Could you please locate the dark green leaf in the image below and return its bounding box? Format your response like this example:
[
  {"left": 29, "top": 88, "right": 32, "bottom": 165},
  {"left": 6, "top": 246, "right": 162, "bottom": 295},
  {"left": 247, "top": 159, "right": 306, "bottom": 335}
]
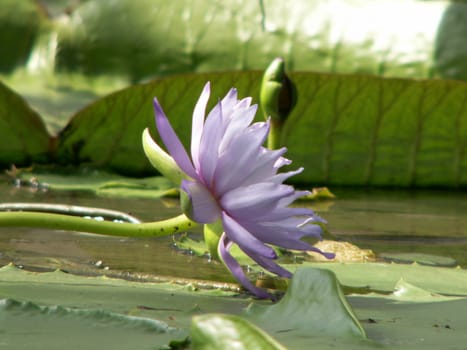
[{"left": 0, "top": 81, "right": 50, "bottom": 168}]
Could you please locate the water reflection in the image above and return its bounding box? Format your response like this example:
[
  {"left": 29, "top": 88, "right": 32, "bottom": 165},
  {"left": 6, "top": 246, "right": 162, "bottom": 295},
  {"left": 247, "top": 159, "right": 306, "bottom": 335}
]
[{"left": 324, "top": 188, "right": 467, "bottom": 266}]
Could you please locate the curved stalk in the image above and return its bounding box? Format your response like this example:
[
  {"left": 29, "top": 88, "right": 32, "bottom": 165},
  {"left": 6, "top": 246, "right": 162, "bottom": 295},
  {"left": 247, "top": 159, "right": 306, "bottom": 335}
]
[
  {"left": 0, "top": 203, "right": 141, "bottom": 224},
  {"left": 0, "top": 211, "right": 196, "bottom": 238}
]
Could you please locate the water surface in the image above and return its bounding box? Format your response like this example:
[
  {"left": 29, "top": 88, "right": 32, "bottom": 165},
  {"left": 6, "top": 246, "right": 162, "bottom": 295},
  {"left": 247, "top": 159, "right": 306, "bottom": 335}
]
[{"left": 1, "top": 181, "right": 466, "bottom": 284}]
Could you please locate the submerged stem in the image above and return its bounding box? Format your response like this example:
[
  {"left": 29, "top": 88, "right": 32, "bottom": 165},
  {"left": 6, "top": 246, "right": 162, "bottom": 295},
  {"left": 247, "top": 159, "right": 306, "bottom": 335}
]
[{"left": 0, "top": 211, "right": 196, "bottom": 238}]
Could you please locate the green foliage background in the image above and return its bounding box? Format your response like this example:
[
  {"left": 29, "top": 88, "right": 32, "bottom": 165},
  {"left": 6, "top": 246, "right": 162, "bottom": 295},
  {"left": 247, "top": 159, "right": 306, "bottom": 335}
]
[{"left": 1, "top": 0, "right": 466, "bottom": 187}]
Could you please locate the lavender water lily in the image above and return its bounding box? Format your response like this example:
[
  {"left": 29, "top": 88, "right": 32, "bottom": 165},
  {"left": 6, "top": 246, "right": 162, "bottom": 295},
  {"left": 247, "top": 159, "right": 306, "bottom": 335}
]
[{"left": 143, "top": 82, "right": 333, "bottom": 298}]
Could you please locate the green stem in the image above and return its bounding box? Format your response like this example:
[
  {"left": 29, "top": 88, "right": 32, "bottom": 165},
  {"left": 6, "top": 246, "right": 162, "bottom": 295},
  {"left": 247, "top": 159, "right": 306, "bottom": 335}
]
[
  {"left": 267, "top": 120, "right": 283, "bottom": 150},
  {"left": 0, "top": 211, "right": 197, "bottom": 238}
]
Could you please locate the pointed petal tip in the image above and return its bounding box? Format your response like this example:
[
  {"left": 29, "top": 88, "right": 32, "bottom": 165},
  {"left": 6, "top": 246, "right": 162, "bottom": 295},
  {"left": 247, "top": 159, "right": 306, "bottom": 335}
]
[
  {"left": 218, "top": 235, "right": 273, "bottom": 299},
  {"left": 152, "top": 97, "right": 166, "bottom": 120}
]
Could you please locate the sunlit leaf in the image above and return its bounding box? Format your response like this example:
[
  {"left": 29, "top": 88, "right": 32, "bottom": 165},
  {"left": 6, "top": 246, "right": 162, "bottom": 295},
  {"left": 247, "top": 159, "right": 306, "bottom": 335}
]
[{"left": 54, "top": 0, "right": 446, "bottom": 81}]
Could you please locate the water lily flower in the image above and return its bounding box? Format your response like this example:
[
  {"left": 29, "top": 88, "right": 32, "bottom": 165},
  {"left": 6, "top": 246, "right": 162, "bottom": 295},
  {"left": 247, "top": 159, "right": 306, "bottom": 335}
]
[{"left": 144, "top": 82, "right": 333, "bottom": 298}]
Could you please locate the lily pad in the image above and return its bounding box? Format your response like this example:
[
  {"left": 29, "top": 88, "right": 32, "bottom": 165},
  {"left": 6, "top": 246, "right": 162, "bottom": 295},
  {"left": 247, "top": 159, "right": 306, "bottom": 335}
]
[
  {"left": 2, "top": 263, "right": 467, "bottom": 349},
  {"left": 17, "top": 170, "right": 177, "bottom": 198},
  {"left": 380, "top": 252, "right": 457, "bottom": 267},
  {"left": 247, "top": 268, "right": 366, "bottom": 338},
  {"left": 291, "top": 262, "right": 467, "bottom": 296}
]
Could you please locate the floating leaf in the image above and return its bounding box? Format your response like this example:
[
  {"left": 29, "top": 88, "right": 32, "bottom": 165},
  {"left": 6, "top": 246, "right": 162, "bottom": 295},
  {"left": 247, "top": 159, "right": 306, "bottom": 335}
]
[
  {"left": 290, "top": 262, "right": 467, "bottom": 296},
  {"left": 0, "top": 264, "right": 242, "bottom": 350},
  {"left": 2, "top": 263, "right": 467, "bottom": 349},
  {"left": 247, "top": 268, "right": 366, "bottom": 339},
  {"left": 18, "top": 170, "right": 177, "bottom": 198},
  {"left": 191, "top": 314, "right": 287, "bottom": 350},
  {"left": 380, "top": 252, "right": 457, "bottom": 267},
  {"left": 300, "top": 187, "right": 336, "bottom": 200}
]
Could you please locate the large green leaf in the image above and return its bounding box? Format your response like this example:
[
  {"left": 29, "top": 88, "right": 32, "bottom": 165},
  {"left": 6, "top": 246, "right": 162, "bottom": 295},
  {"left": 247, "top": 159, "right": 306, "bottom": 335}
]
[
  {"left": 52, "top": 0, "right": 449, "bottom": 81},
  {"left": 57, "top": 71, "right": 467, "bottom": 187},
  {"left": 0, "top": 81, "right": 51, "bottom": 168}
]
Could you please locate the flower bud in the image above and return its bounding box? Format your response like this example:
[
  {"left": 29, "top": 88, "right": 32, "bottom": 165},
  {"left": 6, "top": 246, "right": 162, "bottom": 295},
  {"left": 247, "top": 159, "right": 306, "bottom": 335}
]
[{"left": 260, "top": 57, "right": 297, "bottom": 124}]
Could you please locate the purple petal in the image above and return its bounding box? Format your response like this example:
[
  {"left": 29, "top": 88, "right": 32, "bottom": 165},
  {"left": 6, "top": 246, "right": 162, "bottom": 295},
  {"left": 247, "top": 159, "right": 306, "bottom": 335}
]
[
  {"left": 191, "top": 82, "right": 211, "bottom": 170},
  {"left": 267, "top": 167, "right": 304, "bottom": 184},
  {"left": 198, "top": 101, "right": 225, "bottom": 186},
  {"left": 218, "top": 104, "right": 258, "bottom": 154},
  {"left": 214, "top": 120, "right": 270, "bottom": 195},
  {"left": 259, "top": 207, "right": 315, "bottom": 222},
  {"left": 240, "top": 219, "right": 323, "bottom": 249},
  {"left": 181, "top": 180, "right": 221, "bottom": 223},
  {"left": 153, "top": 98, "right": 198, "bottom": 179},
  {"left": 236, "top": 147, "right": 288, "bottom": 187},
  {"left": 221, "top": 212, "right": 276, "bottom": 259},
  {"left": 221, "top": 183, "right": 294, "bottom": 219},
  {"left": 241, "top": 246, "right": 292, "bottom": 278},
  {"left": 218, "top": 234, "right": 271, "bottom": 299},
  {"left": 307, "top": 246, "right": 336, "bottom": 259},
  {"left": 220, "top": 88, "right": 239, "bottom": 119},
  {"left": 235, "top": 97, "right": 252, "bottom": 110},
  {"left": 274, "top": 156, "right": 292, "bottom": 168}
]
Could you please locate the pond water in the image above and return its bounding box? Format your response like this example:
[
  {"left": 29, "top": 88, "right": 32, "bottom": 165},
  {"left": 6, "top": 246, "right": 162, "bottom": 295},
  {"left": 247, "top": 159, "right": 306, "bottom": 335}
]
[{"left": 0, "top": 181, "right": 466, "bottom": 285}]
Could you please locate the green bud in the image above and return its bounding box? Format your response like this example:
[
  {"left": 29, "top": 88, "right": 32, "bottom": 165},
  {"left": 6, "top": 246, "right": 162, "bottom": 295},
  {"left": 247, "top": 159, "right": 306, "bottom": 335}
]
[
  {"left": 260, "top": 57, "right": 297, "bottom": 124},
  {"left": 142, "top": 128, "right": 187, "bottom": 185}
]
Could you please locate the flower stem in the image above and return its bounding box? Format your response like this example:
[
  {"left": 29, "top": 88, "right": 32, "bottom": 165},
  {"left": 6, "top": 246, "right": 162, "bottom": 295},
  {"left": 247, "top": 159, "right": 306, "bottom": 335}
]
[
  {"left": 0, "top": 211, "right": 196, "bottom": 238},
  {"left": 267, "top": 119, "right": 283, "bottom": 150}
]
